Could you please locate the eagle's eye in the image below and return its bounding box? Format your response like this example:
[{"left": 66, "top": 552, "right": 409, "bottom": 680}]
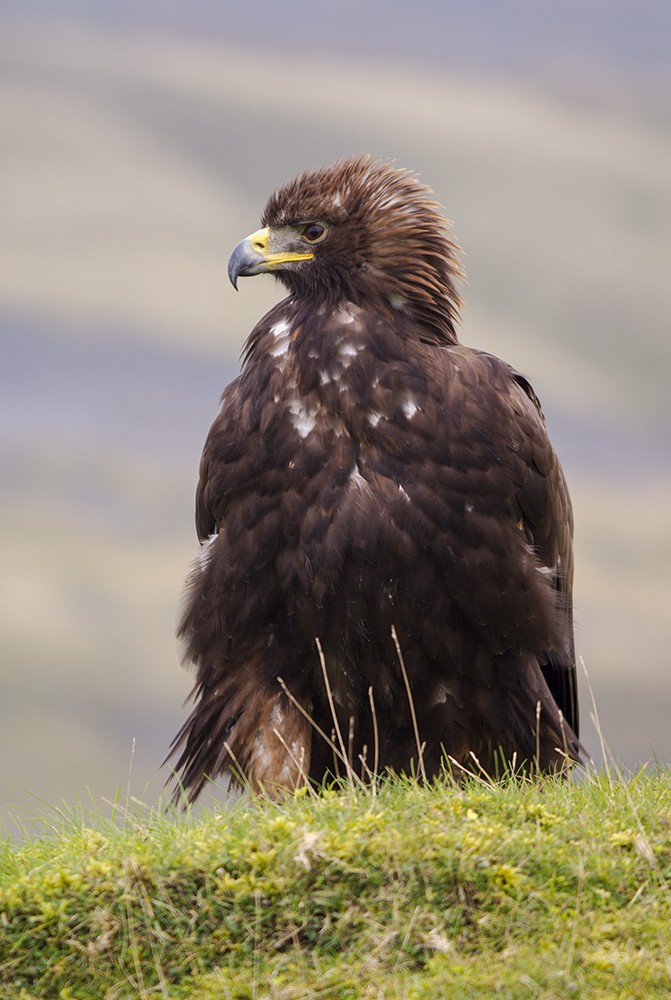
[{"left": 300, "top": 223, "right": 327, "bottom": 243}]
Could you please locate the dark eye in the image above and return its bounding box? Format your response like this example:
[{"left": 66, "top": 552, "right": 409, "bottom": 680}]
[{"left": 301, "top": 223, "right": 326, "bottom": 243}]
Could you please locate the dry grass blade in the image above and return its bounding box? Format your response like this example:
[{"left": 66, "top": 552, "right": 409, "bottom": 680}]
[
  {"left": 368, "top": 685, "right": 380, "bottom": 788},
  {"left": 223, "top": 741, "right": 256, "bottom": 798},
  {"left": 315, "top": 637, "right": 361, "bottom": 791},
  {"left": 271, "top": 728, "right": 310, "bottom": 794},
  {"left": 276, "top": 671, "right": 365, "bottom": 792},
  {"left": 391, "top": 625, "right": 427, "bottom": 783},
  {"left": 580, "top": 656, "right": 612, "bottom": 781},
  {"left": 276, "top": 676, "right": 339, "bottom": 761},
  {"left": 446, "top": 755, "right": 493, "bottom": 789},
  {"left": 468, "top": 751, "right": 495, "bottom": 785},
  {"left": 558, "top": 709, "right": 569, "bottom": 759}
]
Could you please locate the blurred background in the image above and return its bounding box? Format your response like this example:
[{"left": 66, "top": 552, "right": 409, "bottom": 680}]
[{"left": 1, "top": 1, "right": 670, "bottom": 834}]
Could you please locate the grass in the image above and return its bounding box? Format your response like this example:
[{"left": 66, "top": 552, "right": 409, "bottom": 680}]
[{"left": 2, "top": 766, "right": 671, "bottom": 999}]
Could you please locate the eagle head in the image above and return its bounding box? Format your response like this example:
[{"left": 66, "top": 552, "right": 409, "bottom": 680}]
[{"left": 228, "top": 154, "right": 464, "bottom": 344}]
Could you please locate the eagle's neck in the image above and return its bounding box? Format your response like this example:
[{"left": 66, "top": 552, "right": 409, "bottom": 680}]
[
  {"left": 274, "top": 275, "right": 460, "bottom": 348},
  {"left": 268, "top": 300, "right": 372, "bottom": 397},
  {"left": 242, "top": 296, "right": 434, "bottom": 447}
]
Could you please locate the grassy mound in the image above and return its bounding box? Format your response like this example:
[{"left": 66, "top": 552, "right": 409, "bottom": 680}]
[{"left": 2, "top": 771, "right": 671, "bottom": 998}]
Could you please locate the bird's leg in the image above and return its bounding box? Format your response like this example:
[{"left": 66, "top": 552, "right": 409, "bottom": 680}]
[{"left": 244, "top": 687, "right": 313, "bottom": 797}]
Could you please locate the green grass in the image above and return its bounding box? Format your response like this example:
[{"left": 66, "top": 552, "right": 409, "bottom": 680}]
[{"left": 2, "top": 770, "right": 671, "bottom": 999}]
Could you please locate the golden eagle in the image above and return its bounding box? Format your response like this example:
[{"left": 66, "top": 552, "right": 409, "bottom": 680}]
[{"left": 170, "top": 155, "right": 580, "bottom": 800}]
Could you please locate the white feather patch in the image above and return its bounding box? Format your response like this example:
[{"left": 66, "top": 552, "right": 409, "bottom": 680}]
[
  {"left": 349, "top": 466, "right": 367, "bottom": 489},
  {"left": 270, "top": 318, "right": 291, "bottom": 358},
  {"left": 430, "top": 678, "right": 459, "bottom": 708},
  {"left": 388, "top": 293, "right": 410, "bottom": 313},
  {"left": 286, "top": 395, "right": 319, "bottom": 438},
  {"left": 197, "top": 533, "right": 218, "bottom": 571}
]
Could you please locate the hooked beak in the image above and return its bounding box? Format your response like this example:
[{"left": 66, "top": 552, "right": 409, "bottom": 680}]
[{"left": 227, "top": 227, "right": 314, "bottom": 288}]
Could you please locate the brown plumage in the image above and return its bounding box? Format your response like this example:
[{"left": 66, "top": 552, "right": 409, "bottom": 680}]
[{"left": 169, "top": 155, "right": 580, "bottom": 800}]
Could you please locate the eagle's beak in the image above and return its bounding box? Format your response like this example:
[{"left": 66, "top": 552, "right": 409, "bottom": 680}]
[{"left": 228, "top": 227, "right": 314, "bottom": 288}]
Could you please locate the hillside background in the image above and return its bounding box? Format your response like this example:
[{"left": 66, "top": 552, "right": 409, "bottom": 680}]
[{"left": 1, "top": 1, "right": 669, "bottom": 833}]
